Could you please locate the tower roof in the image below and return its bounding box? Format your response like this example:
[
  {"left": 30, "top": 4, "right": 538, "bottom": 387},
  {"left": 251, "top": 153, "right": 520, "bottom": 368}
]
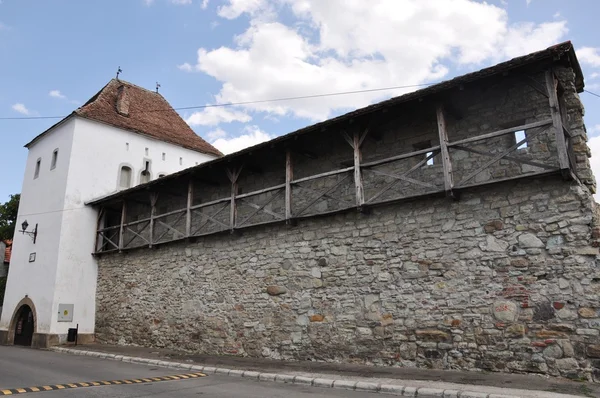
[{"left": 26, "top": 79, "right": 223, "bottom": 157}]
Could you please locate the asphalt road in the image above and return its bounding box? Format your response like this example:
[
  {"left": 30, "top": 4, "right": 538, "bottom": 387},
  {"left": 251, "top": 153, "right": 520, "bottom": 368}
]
[{"left": 0, "top": 346, "right": 377, "bottom": 397}]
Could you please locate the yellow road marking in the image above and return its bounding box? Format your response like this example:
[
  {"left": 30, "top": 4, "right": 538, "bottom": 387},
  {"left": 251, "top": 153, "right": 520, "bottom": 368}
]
[{"left": 0, "top": 372, "right": 207, "bottom": 395}]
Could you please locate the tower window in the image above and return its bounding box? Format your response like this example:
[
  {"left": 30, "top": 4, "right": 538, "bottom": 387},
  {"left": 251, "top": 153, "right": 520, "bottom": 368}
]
[
  {"left": 50, "top": 149, "right": 59, "bottom": 170},
  {"left": 119, "top": 166, "right": 132, "bottom": 189},
  {"left": 126, "top": 142, "right": 129, "bottom": 151},
  {"left": 162, "top": 153, "right": 166, "bottom": 161},
  {"left": 179, "top": 157, "right": 183, "bottom": 165},
  {"left": 145, "top": 148, "right": 149, "bottom": 156},
  {"left": 34, "top": 158, "right": 41, "bottom": 179}
]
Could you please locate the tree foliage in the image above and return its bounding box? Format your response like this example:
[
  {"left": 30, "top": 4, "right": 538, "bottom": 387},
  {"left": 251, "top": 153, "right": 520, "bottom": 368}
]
[{"left": 0, "top": 194, "right": 20, "bottom": 241}]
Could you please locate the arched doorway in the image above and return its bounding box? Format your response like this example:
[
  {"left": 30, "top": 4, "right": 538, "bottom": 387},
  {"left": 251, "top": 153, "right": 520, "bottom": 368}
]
[{"left": 13, "top": 305, "right": 34, "bottom": 346}]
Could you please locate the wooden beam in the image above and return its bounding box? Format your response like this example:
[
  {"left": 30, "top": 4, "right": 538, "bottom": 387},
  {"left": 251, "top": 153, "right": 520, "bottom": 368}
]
[
  {"left": 94, "top": 207, "right": 105, "bottom": 253},
  {"left": 238, "top": 189, "right": 284, "bottom": 227},
  {"left": 456, "top": 126, "right": 548, "bottom": 187},
  {"left": 452, "top": 144, "right": 557, "bottom": 170},
  {"left": 545, "top": 69, "right": 570, "bottom": 177},
  {"left": 436, "top": 105, "right": 454, "bottom": 197},
  {"left": 366, "top": 150, "right": 439, "bottom": 203},
  {"left": 149, "top": 192, "right": 158, "bottom": 247},
  {"left": 226, "top": 166, "right": 242, "bottom": 231},
  {"left": 118, "top": 200, "right": 127, "bottom": 251},
  {"left": 448, "top": 119, "right": 552, "bottom": 147},
  {"left": 296, "top": 174, "right": 351, "bottom": 216},
  {"left": 285, "top": 149, "right": 293, "bottom": 221},
  {"left": 186, "top": 179, "right": 193, "bottom": 237},
  {"left": 361, "top": 146, "right": 441, "bottom": 168},
  {"left": 353, "top": 130, "right": 365, "bottom": 208},
  {"left": 292, "top": 166, "right": 354, "bottom": 184}
]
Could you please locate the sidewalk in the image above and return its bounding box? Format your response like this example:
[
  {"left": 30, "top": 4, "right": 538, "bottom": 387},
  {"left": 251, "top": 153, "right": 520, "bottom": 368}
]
[{"left": 51, "top": 343, "right": 597, "bottom": 398}]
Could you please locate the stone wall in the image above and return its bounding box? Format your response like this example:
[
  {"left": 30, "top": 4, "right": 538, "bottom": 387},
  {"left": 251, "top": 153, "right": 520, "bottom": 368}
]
[{"left": 96, "top": 174, "right": 600, "bottom": 382}]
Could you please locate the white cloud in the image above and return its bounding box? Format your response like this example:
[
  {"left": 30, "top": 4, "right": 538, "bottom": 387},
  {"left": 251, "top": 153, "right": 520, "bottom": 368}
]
[
  {"left": 206, "top": 128, "right": 228, "bottom": 140},
  {"left": 217, "top": 0, "right": 268, "bottom": 19},
  {"left": 589, "top": 125, "right": 600, "bottom": 135},
  {"left": 211, "top": 126, "right": 272, "bottom": 154},
  {"left": 201, "top": 0, "right": 209, "bottom": 9},
  {"left": 577, "top": 47, "right": 600, "bottom": 67},
  {"left": 49, "top": 90, "right": 66, "bottom": 99},
  {"left": 553, "top": 12, "right": 561, "bottom": 19},
  {"left": 171, "top": 0, "right": 192, "bottom": 4},
  {"left": 178, "top": 62, "right": 194, "bottom": 72},
  {"left": 11, "top": 103, "right": 30, "bottom": 115},
  {"left": 591, "top": 72, "right": 600, "bottom": 79},
  {"left": 186, "top": 106, "right": 252, "bottom": 126},
  {"left": 588, "top": 135, "right": 600, "bottom": 202},
  {"left": 182, "top": 0, "right": 568, "bottom": 121},
  {"left": 526, "top": 0, "right": 533, "bottom": 5},
  {"left": 143, "top": 0, "right": 154, "bottom": 6}
]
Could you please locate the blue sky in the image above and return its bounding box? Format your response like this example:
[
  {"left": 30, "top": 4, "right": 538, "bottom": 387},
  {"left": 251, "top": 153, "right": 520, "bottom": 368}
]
[{"left": 1, "top": 0, "right": 600, "bottom": 202}]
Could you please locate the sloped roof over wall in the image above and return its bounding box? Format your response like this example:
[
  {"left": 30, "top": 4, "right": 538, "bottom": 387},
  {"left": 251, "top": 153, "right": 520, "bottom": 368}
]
[
  {"left": 88, "top": 41, "right": 584, "bottom": 205},
  {"left": 26, "top": 79, "right": 223, "bottom": 157}
]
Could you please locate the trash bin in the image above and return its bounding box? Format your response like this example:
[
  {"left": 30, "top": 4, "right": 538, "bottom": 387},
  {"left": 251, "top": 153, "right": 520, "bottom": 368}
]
[{"left": 67, "top": 327, "right": 78, "bottom": 343}]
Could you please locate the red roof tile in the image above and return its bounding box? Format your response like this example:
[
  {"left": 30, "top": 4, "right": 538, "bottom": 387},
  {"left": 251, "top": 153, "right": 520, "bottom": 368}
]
[
  {"left": 74, "top": 79, "right": 223, "bottom": 157},
  {"left": 26, "top": 79, "right": 223, "bottom": 157}
]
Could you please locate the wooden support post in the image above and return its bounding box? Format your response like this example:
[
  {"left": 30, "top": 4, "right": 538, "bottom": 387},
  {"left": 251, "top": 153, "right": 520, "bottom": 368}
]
[
  {"left": 285, "top": 149, "right": 293, "bottom": 222},
  {"left": 118, "top": 200, "right": 127, "bottom": 251},
  {"left": 436, "top": 105, "right": 455, "bottom": 197},
  {"left": 226, "top": 166, "right": 242, "bottom": 231},
  {"left": 545, "top": 69, "right": 571, "bottom": 178},
  {"left": 186, "top": 179, "right": 193, "bottom": 237},
  {"left": 353, "top": 131, "right": 365, "bottom": 208},
  {"left": 149, "top": 192, "right": 158, "bottom": 247},
  {"left": 94, "top": 207, "right": 105, "bottom": 253}
]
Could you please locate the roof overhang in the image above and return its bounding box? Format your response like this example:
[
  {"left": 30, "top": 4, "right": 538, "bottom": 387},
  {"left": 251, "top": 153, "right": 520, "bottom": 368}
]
[{"left": 84, "top": 41, "right": 585, "bottom": 206}]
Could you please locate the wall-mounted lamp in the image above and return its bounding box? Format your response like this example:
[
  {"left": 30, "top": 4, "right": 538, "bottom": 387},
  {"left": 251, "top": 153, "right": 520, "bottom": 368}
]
[{"left": 19, "top": 220, "right": 37, "bottom": 244}]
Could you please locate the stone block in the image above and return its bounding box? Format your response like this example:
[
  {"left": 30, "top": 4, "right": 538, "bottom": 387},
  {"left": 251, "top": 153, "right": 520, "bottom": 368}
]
[
  {"left": 266, "top": 286, "right": 287, "bottom": 296},
  {"left": 417, "top": 387, "right": 444, "bottom": 397},
  {"left": 555, "top": 358, "right": 579, "bottom": 371},
  {"left": 415, "top": 330, "right": 450, "bottom": 341},
  {"left": 492, "top": 300, "right": 518, "bottom": 322},
  {"left": 332, "top": 380, "right": 356, "bottom": 390},
  {"left": 518, "top": 233, "right": 544, "bottom": 248},
  {"left": 587, "top": 345, "right": 600, "bottom": 358},
  {"left": 309, "top": 314, "right": 324, "bottom": 322},
  {"left": 312, "top": 378, "right": 334, "bottom": 388},
  {"left": 355, "top": 382, "right": 380, "bottom": 392},
  {"left": 380, "top": 384, "right": 405, "bottom": 395},
  {"left": 578, "top": 307, "right": 597, "bottom": 318}
]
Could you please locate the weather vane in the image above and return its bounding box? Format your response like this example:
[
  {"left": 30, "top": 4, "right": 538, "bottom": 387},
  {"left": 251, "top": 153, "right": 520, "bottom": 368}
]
[
  {"left": 116, "top": 66, "right": 122, "bottom": 80},
  {"left": 156, "top": 82, "right": 161, "bottom": 93}
]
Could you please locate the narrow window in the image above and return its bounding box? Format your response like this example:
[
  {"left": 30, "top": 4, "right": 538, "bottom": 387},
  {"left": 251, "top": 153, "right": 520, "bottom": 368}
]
[
  {"left": 119, "top": 166, "right": 132, "bottom": 189},
  {"left": 158, "top": 173, "right": 166, "bottom": 178},
  {"left": 50, "top": 149, "right": 59, "bottom": 170},
  {"left": 126, "top": 142, "right": 129, "bottom": 151},
  {"left": 162, "top": 152, "right": 166, "bottom": 161},
  {"left": 145, "top": 148, "right": 149, "bottom": 156},
  {"left": 34, "top": 158, "right": 41, "bottom": 179},
  {"left": 179, "top": 157, "right": 183, "bottom": 165},
  {"left": 426, "top": 152, "right": 434, "bottom": 166},
  {"left": 413, "top": 140, "right": 434, "bottom": 166},
  {"left": 514, "top": 130, "right": 527, "bottom": 149}
]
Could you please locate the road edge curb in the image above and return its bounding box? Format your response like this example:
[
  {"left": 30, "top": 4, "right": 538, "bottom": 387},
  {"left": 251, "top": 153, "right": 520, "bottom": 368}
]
[{"left": 50, "top": 347, "right": 520, "bottom": 398}]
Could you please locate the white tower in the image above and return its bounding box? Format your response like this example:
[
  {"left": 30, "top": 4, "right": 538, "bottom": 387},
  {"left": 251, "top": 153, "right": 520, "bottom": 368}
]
[{"left": 0, "top": 79, "right": 221, "bottom": 347}]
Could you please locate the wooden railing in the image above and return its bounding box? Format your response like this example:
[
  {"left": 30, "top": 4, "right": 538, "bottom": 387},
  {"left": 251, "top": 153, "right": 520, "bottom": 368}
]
[{"left": 94, "top": 68, "right": 574, "bottom": 253}]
